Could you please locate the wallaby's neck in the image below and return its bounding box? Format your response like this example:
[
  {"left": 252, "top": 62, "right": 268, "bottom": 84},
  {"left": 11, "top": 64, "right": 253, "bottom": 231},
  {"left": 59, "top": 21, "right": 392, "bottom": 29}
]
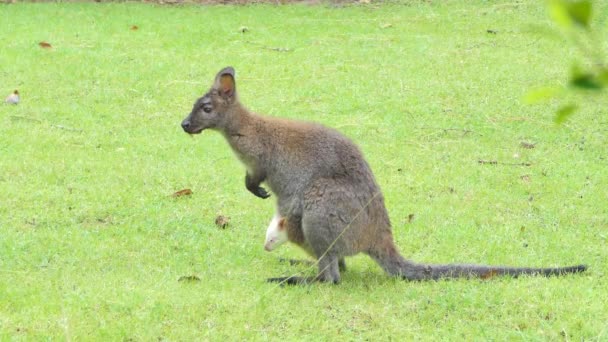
[
  {"left": 220, "top": 103, "right": 257, "bottom": 137},
  {"left": 217, "top": 102, "right": 267, "bottom": 171}
]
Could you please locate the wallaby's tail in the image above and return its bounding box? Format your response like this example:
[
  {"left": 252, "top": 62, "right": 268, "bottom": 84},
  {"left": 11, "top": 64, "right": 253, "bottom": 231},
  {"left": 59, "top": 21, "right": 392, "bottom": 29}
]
[
  {"left": 369, "top": 244, "right": 586, "bottom": 281},
  {"left": 398, "top": 260, "right": 587, "bottom": 280}
]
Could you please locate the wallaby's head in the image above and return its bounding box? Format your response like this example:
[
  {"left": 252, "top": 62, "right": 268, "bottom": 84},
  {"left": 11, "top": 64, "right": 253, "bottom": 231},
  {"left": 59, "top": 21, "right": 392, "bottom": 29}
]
[
  {"left": 181, "top": 66, "right": 237, "bottom": 134},
  {"left": 265, "top": 215, "right": 289, "bottom": 252}
]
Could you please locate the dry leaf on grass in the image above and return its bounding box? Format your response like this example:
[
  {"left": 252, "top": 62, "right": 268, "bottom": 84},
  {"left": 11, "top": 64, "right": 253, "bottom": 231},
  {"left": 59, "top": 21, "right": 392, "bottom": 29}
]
[
  {"left": 520, "top": 141, "right": 536, "bottom": 149},
  {"left": 39, "top": 41, "right": 52, "bottom": 49},
  {"left": 215, "top": 215, "right": 230, "bottom": 229},
  {"left": 171, "top": 189, "right": 193, "bottom": 198},
  {"left": 178, "top": 275, "right": 201, "bottom": 283}
]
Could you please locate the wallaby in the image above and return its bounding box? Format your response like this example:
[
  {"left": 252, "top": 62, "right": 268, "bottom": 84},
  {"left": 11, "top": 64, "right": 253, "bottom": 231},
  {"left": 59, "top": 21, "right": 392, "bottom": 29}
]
[{"left": 181, "top": 66, "right": 587, "bottom": 284}]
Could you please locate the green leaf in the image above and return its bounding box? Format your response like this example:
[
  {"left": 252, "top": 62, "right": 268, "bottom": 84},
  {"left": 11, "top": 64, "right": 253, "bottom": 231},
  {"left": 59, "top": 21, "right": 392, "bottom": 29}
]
[
  {"left": 524, "top": 86, "right": 561, "bottom": 104},
  {"left": 549, "top": 0, "right": 573, "bottom": 28},
  {"left": 567, "top": 0, "right": 592, "bottom": 28},
  {"left": 548, "top": 0, "right": 592, "bottom": 29},
  {"left": 569, "top": 64, "right": 603, "bottom": 90},
  {"left": 570, "top": 74, "right": 603, "bottom": 90},
  {"left": 554, "top": 104, "right": 578, "bottom": 124}
]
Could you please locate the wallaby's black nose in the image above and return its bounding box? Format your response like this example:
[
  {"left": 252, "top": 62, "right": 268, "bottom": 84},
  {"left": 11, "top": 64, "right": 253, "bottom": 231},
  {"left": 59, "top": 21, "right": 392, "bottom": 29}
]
[{"left": 181, "top": 120, "right": 191, "bottom": 131}]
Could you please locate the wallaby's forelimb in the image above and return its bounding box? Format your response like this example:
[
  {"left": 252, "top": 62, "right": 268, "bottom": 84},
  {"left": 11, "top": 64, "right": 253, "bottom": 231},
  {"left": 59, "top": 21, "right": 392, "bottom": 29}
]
[{"left": 245, "top": 172, "right": 270, "bottom": 199}]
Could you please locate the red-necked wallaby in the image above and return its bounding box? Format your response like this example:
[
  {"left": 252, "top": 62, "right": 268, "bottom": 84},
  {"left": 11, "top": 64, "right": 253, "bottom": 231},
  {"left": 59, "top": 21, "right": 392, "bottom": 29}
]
[{"left": 181, "top": 66, "right": 587, "bottom": 284}]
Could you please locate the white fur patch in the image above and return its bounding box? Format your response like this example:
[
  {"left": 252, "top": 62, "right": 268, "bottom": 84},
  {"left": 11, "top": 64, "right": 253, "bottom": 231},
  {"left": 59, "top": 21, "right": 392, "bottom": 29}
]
[{"left": 264, "top": 213, "right": 288, "bottom": 251}]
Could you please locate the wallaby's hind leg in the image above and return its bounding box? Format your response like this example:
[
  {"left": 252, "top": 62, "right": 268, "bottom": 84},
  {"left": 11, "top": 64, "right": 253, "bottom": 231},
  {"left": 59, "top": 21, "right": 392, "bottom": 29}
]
[
  {"left": 268, "top": 254, "right": 342, "bottom": 285},
  {"left": 267, "top": 227, "right": 343, "bottom": 285},
  {"left": 338, "top": 258, "right": 347, "bottom": 272},
  {"left": 315, "top": 254, "right": 341, "bottom": 283}
]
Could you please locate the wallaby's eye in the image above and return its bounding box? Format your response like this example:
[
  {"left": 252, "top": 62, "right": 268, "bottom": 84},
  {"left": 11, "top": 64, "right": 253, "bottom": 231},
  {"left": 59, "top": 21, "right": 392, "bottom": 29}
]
[{"left": 203, "top": 106, "right": 212, "bottom": 113}]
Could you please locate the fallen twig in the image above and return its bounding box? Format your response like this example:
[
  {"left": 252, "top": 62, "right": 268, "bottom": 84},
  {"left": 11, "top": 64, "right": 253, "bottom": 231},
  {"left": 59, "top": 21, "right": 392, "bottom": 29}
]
[
  {"left": 264, "top": 46, "right": 291, "bottom": 52},
  {"left": 245, "top": 40, "right": 292, "bottom": 52},
  {"left": 478, "top": 160, "right": 531, "bottom": 167},
  {"left": 51, "top": 124, "right": 83, "bottom": 133},
  {"left": 520, "top": 141, "right": 536, "bottom": 149},
  {"left": 10, "top": 116, "right": 41, "bottom": 123},
  {"left": 418, "top": 126, "right": 477, "bottom": 136}
]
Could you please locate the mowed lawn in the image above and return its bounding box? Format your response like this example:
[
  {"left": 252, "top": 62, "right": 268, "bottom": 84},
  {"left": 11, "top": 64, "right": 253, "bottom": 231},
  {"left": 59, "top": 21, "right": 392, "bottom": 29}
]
[{"left": 1, "top": 1, "right": 607, "bottom": 340}]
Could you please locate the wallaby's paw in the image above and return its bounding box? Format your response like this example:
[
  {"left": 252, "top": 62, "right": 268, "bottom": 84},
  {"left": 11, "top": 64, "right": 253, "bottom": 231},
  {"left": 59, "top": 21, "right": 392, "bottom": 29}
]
[{"left": 254, "top": 186, "right": 271, "bottom": 199}]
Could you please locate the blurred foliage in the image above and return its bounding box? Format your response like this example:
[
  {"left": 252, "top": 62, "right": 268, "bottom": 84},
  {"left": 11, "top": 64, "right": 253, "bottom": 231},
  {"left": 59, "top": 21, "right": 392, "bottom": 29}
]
[{"left": 527, "top": 0, "right": 607, "bottom": 123}]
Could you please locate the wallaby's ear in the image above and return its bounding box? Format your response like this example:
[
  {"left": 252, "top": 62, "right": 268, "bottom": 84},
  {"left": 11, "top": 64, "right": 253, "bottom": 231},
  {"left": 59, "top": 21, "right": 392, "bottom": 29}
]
[{"left": 214, "top": 66, "right": 236, "bottom": 100}]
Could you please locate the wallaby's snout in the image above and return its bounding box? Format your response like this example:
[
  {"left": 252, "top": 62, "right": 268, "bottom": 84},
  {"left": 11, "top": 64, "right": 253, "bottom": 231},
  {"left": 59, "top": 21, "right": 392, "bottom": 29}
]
[
  {"left": 181, "top": 115, "right": 203, "bottom": 134},
  {"left": 181, "top": 118, "right": 191, "bottom": 132}
]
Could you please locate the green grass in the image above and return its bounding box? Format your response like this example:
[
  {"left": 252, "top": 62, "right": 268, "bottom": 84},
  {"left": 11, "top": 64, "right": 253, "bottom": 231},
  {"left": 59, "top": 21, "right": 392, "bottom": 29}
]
[{"left": 1, "top": 1, "right": 607, "bottom": 340}]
